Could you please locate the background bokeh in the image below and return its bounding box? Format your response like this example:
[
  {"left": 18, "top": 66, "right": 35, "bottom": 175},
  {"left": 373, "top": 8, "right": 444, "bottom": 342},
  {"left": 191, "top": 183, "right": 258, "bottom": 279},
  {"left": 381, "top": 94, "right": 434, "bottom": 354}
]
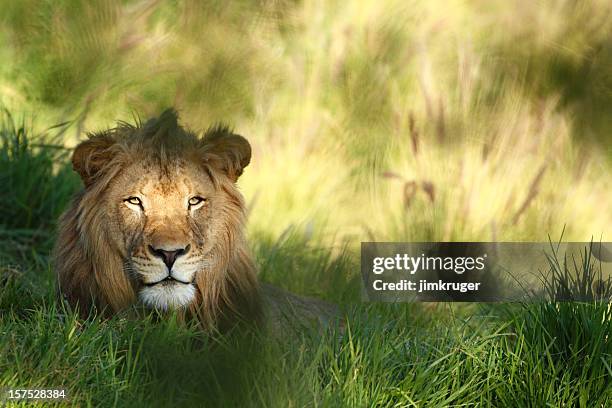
[{"left": 0, "top": 0, "right": 610, "bottom": 245}]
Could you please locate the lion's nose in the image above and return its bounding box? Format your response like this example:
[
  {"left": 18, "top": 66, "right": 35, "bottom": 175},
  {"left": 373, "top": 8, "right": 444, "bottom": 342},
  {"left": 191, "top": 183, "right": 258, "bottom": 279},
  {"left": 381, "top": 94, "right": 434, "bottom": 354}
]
[{"left": 148, "top": 244, "right": 190, "bottom": 270}]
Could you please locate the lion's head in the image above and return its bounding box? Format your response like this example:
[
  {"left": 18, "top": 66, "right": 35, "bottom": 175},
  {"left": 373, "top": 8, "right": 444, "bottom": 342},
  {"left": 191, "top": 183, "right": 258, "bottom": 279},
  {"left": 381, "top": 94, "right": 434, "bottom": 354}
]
[{"left": 55, "top": 109, "right": 261, "bottom": 328}]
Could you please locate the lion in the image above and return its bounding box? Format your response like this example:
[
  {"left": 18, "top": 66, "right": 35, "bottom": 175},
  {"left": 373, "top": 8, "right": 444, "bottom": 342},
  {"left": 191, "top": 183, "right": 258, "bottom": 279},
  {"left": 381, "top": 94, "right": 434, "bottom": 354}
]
[{"left": 54, "top": 109, "right": 339, "bottom": 332}]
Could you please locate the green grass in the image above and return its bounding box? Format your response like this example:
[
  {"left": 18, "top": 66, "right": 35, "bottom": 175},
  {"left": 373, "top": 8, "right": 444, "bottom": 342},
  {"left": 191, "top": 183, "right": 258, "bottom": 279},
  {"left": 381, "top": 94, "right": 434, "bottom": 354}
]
[
  {"left": 0, "top": 0, "right": 611, "bottom": 406},
  {"left": 0, "top": 113, "right": 610, "bottom": 407}
]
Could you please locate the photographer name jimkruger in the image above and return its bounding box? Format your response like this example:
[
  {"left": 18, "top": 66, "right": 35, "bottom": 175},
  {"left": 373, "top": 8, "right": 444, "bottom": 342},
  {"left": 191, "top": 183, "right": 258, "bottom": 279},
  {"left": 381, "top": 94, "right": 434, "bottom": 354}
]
[
  {"left": 367, "top": 251, "right": 488, "bottom": 296},
  {"left": 362, "top": 242, "right": 612, "bottom": 302}
]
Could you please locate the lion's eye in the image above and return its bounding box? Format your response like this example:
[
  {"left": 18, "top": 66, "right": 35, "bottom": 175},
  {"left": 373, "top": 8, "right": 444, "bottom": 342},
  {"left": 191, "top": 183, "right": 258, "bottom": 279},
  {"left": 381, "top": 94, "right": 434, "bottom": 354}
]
[
  {"left": 124, "top": 196, "right": 143, "bottom": 208},
  {"left": 188, "top": 196, "right": 206, "bottom": 208}
]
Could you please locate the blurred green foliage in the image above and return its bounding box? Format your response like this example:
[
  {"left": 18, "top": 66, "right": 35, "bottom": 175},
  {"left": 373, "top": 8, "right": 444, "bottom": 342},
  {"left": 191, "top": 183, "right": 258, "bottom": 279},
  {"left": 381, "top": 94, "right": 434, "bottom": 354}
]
[{"left": 0, "top": 1, "right": 609, "bottom": 245}]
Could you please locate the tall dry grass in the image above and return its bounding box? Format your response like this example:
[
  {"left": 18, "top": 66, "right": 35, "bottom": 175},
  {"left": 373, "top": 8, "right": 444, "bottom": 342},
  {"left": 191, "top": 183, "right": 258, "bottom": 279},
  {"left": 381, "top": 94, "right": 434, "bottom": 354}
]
[{"left": 0, "top": 0, "right": 609, "bottom": 244}]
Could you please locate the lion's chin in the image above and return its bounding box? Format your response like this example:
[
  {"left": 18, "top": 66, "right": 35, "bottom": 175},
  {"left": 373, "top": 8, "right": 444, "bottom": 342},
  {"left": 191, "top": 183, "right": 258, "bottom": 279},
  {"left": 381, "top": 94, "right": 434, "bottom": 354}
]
[{"left": 139, "top": 283, "right": 196, "bottom": 310}]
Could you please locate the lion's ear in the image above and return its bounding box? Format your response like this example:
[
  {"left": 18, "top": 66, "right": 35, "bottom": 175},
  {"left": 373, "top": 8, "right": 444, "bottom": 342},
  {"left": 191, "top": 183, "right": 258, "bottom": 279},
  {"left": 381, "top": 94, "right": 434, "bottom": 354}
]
[
  {"left": 201, "top": 125, "right": 251, "bottom": 182},
  {"left": 72, "top": 132, "right": 116, "bottom": 187}
]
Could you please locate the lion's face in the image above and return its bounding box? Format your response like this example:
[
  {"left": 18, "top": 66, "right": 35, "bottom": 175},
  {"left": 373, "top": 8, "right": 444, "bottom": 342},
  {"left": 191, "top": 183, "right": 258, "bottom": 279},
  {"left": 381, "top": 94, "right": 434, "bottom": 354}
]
[
  {"left": 105, "top": 158, "right": 223, "bottom": 310},
  {"left": 57, "top": 111, "right": 255, "bottom": 317}
]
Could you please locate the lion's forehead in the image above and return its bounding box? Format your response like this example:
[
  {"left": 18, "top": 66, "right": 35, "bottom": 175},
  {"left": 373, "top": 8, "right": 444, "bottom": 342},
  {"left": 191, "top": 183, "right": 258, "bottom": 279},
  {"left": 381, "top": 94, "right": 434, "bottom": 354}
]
[
  {"left": 126, "top": 160, "right": 213, "bottom": 198},
  {"left": 142, "top": 176, "right": 191, "bottom": 201}
]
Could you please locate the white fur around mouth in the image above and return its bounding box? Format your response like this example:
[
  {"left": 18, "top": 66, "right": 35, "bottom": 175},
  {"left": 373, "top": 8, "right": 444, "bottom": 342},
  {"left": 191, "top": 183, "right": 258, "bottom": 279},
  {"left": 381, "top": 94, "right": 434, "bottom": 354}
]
[{"left": 139, "top": 283, "right": 196, "bottom": 310}]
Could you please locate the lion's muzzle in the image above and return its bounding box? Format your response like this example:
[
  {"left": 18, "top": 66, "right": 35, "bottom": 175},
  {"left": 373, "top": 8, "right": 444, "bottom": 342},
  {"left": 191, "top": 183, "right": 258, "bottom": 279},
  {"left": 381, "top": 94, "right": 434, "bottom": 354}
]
[{"left": 147, "top": 244, "right": 191, "bottom": 270}]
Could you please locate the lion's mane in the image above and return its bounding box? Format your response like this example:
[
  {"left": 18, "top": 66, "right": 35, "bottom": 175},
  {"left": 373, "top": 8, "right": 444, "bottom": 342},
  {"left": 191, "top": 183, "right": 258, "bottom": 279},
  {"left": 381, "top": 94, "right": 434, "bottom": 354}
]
[{"left": 54, "top": 110, "right": 261, "bottom": 329}]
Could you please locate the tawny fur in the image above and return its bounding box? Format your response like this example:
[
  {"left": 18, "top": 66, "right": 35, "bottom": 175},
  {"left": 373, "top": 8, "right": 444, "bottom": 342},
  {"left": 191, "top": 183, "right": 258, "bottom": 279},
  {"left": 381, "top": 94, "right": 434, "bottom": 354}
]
[{"left": 54, "top": 109, "right": 261, "bottom": 330}]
